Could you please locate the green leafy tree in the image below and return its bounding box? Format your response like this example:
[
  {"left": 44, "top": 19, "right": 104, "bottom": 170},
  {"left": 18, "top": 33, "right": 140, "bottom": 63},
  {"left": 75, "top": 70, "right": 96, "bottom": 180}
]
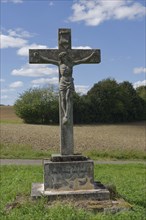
[
  {"left": 87, "top": 78, "right": 122, "bottom": 122},
  {"left": 119, "top": 81, "right": 145, "bottom": 121},
  {"left": 136, "top": 86, "right": 146, "bottom": 119},
  {"left": 73, "top": 93, "right": 92, "bottom": 124},
  {"left": 14, "top": 80, "right": 145, "bottom": 125},
  {"left": 14, "top": 87, "right": 59, "bottom": 124},
  {"left": 136, "top": 86, "right": 146, "bottom": 102},
  {"left": 87, "top": 79, "right": 145, "bottom": 123}
]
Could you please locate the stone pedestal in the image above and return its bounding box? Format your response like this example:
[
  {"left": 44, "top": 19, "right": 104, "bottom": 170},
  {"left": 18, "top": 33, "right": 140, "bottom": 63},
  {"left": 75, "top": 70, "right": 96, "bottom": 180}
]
[
  {"left": 31, "top": 156, "right": 110, "bottom": 201},
  {"left": 44, "top": 159, "right": 94, "bottom": 191}
]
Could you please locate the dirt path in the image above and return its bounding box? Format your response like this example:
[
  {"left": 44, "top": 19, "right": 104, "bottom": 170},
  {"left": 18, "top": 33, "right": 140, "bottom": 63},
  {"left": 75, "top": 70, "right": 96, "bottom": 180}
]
[{"left": 0, "top": 159, "right": 145, "bottom": 165}]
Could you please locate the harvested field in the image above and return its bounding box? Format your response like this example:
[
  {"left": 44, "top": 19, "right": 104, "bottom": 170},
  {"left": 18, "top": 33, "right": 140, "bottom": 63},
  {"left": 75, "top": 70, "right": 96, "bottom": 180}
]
[
  {"left": 0, "top": 106, "right": 22, "bottom": 123},
  {"left": 1, "top": 122, "right": 145, "bottom": 158},
  {"left": 0, "top": 106, "right": 145, "bottom": 159}
]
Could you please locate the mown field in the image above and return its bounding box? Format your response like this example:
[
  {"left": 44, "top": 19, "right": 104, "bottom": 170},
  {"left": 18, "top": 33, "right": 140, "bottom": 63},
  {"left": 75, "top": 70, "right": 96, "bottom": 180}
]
[{"left": 0, "top": 106, "right": 145, "bottom": 159}]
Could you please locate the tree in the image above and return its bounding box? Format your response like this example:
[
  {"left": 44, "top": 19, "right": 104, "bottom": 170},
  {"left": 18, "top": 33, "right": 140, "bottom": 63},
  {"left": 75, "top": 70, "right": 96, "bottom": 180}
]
[
  {"left": 87, "top": 78, "right": 121, "bottom": 123},
  {"left": 14, "top": 87, "right": 59, "bottom": 124},
  {"left": 87, "top": 79, "right": 145, "bottom": 123},
  {"left": 73, "top": 93, "right": 92, "bottom": 124},
  {"left": 136, "top": 86, "right": 146, "bottom": 119},
  {"left": 119, "top": 81, "right": 145, "bottom": 121},
  {"left": 136, "top": 86, "right": 146, "bottom": 102},
  {"left": 14, "top": 80, "right": 145, "bottom": 125}
]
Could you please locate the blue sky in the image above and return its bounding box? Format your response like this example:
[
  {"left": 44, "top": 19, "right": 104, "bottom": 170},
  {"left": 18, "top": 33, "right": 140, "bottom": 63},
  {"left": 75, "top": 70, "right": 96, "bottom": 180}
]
[{"left": 1, "top": 0, "right": 146, "bottom": 105}]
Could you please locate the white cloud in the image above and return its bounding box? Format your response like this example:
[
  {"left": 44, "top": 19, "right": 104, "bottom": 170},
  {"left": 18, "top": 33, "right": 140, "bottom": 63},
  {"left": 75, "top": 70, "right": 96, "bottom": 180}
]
[
  {"left": 1, "top": 28, "right": 92, "bottom": 56},
  {"left": 9, "top": 81, "right": 23, "bottom": 88},
  {"left": 2, "top": 0, "right": 23, "bottom": 3},
  {"left": 1, "top": 95, "right": 8, "bottom": 99},
  {"left": 75, "top": 85, "right": 89, "bottom": 94},
  {"left": 1, "top": 89, "right": 8, "bottom": 93},
  {"left": 17, "top": 44, "right": 48, "bottom": 56},
  {"left": 1, "top": 88, "right": 14, "bottom": 93},
  {"left": 133, "top": 67, "right": 146, "bottom": 74},
  {"left": 1, "top": 34, "right": 27, "bottom": 49},
  {"left": 133, "top": 80, "right": 146, "bottom": 88},
  {"left": 72, "top": 46, "right": 91, "bottom": 49},
  {"left": 1, "top": 29, "right": 35, "bottom": 49},
  {"left": 0, "top": 78, "right": 5, "bottom": 82},
  {"left": 11, "top": 63, "right": 58, "bottom": 77},
  {"left": 69, "top": 0, "right": 146, "bottom": 26},
  {"left": 7, "top": 28, "right": 34, "bottom": 38},
  {"left": 1, "top": 89, "right": 9, "bottom": 93},
  {"left": 31, "top": 77, "right": 58, "bottom": 85},
  {"left": 31, "top": 84, "right": 40, "bottom": 89}
]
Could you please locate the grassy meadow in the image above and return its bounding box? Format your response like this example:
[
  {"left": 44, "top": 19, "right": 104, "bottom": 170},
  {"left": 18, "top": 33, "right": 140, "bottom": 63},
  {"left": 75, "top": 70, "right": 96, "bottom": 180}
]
[
  {"left": 0, "top": 163, "right": 146, "bottom": 220},
  {"left": 0, "top": 106, "right": 145, "bottom": 160}
]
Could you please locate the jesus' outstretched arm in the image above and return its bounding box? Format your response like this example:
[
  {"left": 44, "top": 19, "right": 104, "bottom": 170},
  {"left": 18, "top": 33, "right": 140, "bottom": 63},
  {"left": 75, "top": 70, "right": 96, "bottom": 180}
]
[
  {"left": 33, "top": 52, "right": 59, "bottom": 66},
  {"left": 73, "top": 51, "right": 96, "bottom": 66}
]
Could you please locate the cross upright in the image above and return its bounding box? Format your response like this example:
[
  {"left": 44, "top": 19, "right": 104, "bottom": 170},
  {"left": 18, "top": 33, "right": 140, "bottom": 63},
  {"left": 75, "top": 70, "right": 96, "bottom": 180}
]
[{"left": 29, "top": 28, "right": 101, "bottom": 156}]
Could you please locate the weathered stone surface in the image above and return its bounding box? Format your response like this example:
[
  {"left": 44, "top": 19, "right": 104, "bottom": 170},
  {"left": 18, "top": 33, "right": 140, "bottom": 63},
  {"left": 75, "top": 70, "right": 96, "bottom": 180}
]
[
  {"left": 31, "top": 183, "right": 110, "bottom": 201},
  {"left": 31, "top": 183, "right": 131, "bottom": 213},
  {"left": 31, "top": 183, "right": 44, "bottom": 198},
  {"left": 59, "top": 95, "right": 74, "bottom": 155},
  {"left": 29, "top": 49, "right": 100, "bottom": 64},
  {"left": 29, "top": 29, "right": 112, "bottom": 205},
  {"left": 29, "top": 28, "right": 100, "bottom": 155},
  {"left": 44, "top": 160, "right": 94, "bottom": 191},
  {"left": 51, "top": 154, "right": 88, "bottom": 162}
]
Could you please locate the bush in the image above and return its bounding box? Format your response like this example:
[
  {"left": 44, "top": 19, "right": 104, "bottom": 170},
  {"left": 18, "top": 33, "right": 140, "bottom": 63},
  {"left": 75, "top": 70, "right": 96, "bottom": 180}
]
[{"left": 14, "top": 87, "right": 59, "bottom": 124}]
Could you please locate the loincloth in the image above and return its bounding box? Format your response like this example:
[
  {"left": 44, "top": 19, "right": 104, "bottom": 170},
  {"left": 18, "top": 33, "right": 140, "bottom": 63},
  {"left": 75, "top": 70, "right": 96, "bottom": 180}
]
[{"left": 59, "top": 77, "right": 75, "bottom": 92}]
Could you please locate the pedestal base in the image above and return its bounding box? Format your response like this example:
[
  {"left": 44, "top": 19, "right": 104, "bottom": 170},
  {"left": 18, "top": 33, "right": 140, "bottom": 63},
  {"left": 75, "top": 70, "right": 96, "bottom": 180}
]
[
  {"left": 51, "top": 154, "right": 88, "bottom": 162},
  {"left": 31, "top": 159, "right": 110, "bottom": 201},
  {"left": 44, "top": 159, "right": 95, "bottom": 191},
  {"left": 31, "top": 183, "right": 110, "bottom": 201}
]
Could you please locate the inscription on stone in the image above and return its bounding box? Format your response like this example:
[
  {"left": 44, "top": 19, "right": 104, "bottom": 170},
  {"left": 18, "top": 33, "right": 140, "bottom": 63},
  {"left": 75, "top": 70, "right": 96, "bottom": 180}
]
[{"left": 44, "top": 160, "right": 94, "bottom": 191}]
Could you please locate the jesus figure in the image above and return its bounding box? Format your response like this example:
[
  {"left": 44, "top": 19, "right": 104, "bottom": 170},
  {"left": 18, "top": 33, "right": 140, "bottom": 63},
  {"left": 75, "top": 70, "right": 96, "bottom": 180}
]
[{"left": 33, "top": 51, "right": 95, "bottom": 124}]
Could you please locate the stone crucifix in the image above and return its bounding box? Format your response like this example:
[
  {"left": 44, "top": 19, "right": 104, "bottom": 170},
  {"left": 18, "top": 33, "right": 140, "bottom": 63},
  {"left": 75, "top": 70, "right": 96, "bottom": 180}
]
[{"left": 29, "top": 28, "right": 101, "bottom": 156}]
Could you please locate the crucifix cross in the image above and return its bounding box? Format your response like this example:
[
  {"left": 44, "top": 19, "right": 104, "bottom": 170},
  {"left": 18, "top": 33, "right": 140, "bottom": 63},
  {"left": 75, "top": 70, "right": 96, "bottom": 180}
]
[{"left": 29, "top": 28, "right": 101, "bottom": 156}]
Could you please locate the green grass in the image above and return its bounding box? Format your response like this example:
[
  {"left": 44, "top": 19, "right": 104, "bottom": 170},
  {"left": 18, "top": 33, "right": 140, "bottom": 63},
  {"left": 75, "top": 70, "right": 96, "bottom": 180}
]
[
  {"left": 0, "top": 143, "right": 52, "bottom": 159},
  {"left": 0, "top": 120, "right": 23, "bottom": 124},
  {"left": 85, "top": 149, "right": 146, "bottom": 160},
  {"left": 0, "top": 164, "right": 145, "bottom": 220},
  {"left": 1, "top": 143, "right": 145, "bottom": 160}
]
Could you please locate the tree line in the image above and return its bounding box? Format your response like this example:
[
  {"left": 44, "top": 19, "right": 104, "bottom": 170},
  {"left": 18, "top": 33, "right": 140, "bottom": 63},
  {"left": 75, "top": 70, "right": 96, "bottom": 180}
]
[{"left": 14, "top": 78, "right": 146, "bottom": 124}]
